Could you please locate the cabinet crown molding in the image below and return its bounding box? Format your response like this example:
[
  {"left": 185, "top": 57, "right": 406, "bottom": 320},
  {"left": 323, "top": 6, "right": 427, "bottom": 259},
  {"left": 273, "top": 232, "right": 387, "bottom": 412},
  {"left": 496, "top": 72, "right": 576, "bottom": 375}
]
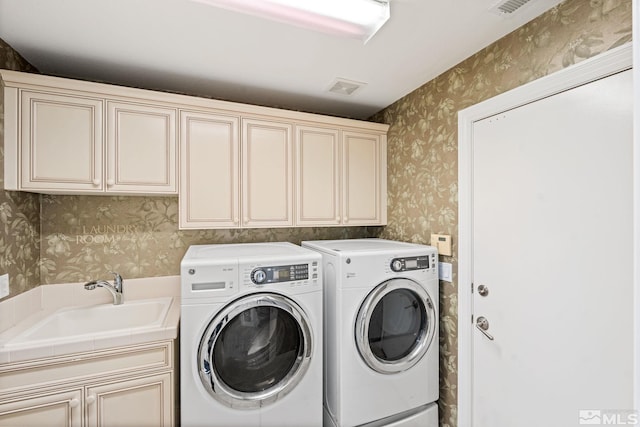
[{"left": 0, "top": 70, "right": 390, "bottom": 132}]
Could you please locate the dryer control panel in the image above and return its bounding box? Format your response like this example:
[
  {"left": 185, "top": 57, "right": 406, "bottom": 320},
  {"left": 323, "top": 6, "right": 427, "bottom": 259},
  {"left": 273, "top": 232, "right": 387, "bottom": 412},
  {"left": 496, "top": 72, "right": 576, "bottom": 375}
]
[
  {"left": 241, "top": 260, "right": 320, "bottom": 288},
  {"left": 390, "top": 255, "right": 430, "bottom": 272},
  {"left": 250, "top": 263, "right": 310, "bottom": 285}
]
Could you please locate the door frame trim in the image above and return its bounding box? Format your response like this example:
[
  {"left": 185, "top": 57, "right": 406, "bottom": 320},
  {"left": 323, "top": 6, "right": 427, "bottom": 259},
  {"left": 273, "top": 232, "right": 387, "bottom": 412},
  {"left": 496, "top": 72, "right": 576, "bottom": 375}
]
[
  {"left": 457, "top": 43, "right": 633, "bottom": 426},
  {"left": 634, "top": 0, "right": 640, "bottom": 415}
]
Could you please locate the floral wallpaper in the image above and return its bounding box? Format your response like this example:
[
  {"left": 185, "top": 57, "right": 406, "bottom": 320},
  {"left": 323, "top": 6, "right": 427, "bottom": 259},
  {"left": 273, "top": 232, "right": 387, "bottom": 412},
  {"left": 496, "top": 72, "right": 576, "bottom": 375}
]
[
  {"left": 39, "top": 195, "right": 380, "bottom": 284},
  {"left": 371, "top": 0, "right": 632, "bottom": 425},
  {"left": 0, "top": 39, "right": 40, "bottom": 298}
]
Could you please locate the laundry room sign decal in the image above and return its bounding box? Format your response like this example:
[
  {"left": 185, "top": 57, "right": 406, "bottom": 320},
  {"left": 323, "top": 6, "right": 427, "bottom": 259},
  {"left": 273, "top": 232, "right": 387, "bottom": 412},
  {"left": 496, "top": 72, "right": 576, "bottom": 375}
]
[{"left": 75, "top": 224, "right": 147, "bottom": 244}]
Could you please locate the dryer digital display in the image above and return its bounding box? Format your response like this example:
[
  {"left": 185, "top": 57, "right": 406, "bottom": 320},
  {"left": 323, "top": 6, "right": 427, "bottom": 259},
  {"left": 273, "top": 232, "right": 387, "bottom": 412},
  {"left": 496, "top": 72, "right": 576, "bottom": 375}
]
[
  {"left": 390, "top": 256, "right": 430, "bottom": 272},
  {"left": 251, "top": 264, "right": 309, "bottom": 285}
]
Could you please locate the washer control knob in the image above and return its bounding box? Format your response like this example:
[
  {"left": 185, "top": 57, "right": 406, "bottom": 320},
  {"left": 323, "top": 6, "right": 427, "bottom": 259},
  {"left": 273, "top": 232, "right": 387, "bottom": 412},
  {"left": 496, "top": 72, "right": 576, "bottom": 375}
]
[
  {"left": 252, "top": 269, "right": 267, "bottom": 284},
  {"left": 391, "top": 259, "right": 403, "bottom": 272}
]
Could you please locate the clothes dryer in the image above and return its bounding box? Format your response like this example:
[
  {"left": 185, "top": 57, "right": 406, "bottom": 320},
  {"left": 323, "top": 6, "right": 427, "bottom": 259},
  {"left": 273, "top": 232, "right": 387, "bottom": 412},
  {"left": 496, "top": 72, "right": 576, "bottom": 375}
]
[
  {"left": 180, "top": 242, "right": 323, "bottom": 427},
  {"left": 302, "top": 239, "right": 438, "bottom": 427}
]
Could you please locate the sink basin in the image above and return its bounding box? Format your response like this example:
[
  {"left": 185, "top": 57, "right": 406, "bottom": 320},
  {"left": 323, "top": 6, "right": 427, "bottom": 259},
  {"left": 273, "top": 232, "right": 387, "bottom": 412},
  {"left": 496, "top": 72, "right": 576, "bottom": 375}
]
[{"left": 6, "top": 297, "right": 172, "bottom": 346}]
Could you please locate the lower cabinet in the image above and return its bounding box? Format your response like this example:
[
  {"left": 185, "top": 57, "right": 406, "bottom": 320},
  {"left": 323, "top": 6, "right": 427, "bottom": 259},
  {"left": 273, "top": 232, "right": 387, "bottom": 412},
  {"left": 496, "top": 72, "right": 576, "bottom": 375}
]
[
  {"left": 0, "top": 341, "right": 175, "bottom": 427},
  {"left": 0, "top": 389, "right": 83, "bottom": 427},
  {"left": 86, "top": 372, "right": 172, "bottom": 427}
]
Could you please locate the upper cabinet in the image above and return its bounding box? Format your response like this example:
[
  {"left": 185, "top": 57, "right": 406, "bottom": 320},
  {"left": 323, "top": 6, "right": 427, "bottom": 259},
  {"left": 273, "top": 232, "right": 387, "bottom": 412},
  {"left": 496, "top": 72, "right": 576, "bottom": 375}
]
[
  {"left": 342, "top": 131, "right": 387, "bottom": 225},
  {"left": 242, "top": 118, "right": 294, "bottom": 228},
  {"left": 19, "top": 91, "right": 104, "bottom": 193},
  {"left": 294, "top": 127, "right": 387, "bottom": 227},
  {"left": 179, "top": 110, "right": 240, "bottom": 229},
  {"left": 1, "top": 70, "right": 388, "bottom": 228},
  {"left": 3, "top": 72, "right": 177, "bottom": 195},
  {"left": 106, "top": 102, "right": 177, "bottom": 194},
  {"left": 295, "top": 125, "right": 341, "bottom": 226}
]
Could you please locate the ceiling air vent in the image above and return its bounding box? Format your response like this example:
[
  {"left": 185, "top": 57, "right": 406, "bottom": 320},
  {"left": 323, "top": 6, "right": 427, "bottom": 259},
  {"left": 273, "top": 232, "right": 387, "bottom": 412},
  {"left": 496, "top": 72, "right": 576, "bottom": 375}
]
[
  {"left": 328, "top": 78, "right": 366, "bottom": 96},
  {"left": 489, "top": 0, "right": 532, "bottom": 15}
]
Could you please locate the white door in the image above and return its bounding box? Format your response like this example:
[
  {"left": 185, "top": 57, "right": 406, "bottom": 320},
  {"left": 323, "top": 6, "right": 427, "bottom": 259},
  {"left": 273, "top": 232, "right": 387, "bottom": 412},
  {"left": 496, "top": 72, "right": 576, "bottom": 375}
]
[{"left": 470, "top": 68, "right": 633, "bottom": 426}]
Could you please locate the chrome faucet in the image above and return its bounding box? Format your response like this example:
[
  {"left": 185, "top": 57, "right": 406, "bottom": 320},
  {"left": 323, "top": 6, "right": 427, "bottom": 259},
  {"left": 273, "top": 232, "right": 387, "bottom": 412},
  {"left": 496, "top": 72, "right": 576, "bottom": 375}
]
[{"left": 84, "top": 271, "right": 124, "bottom": 305}]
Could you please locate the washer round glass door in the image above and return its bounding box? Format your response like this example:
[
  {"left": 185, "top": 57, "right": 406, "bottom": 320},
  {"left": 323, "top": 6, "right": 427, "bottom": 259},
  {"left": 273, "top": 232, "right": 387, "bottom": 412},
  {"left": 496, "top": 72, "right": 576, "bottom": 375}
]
[
  {"left": 355, "top": 278, "right": 436, "bottom": 374},
  {"left": 198, "top": 293, "right": 313, "bottom": 408}
]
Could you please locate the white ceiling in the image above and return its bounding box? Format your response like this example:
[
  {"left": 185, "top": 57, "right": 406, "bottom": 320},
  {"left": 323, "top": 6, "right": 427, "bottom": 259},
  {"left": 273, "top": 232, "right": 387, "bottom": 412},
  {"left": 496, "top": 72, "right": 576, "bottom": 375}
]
[{"left": 0, "top": 0, "right": 563, "bottom": 119}]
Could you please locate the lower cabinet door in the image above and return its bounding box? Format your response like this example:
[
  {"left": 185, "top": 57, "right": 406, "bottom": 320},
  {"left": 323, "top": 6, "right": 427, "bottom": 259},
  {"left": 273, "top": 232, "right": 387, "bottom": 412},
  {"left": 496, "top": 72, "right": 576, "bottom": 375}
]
[
  {"left": 0, "top": 389, "right": 83, "bottom": 427},
  {"left": 85, "top": 373, "right": 172, "bottom": 427}
]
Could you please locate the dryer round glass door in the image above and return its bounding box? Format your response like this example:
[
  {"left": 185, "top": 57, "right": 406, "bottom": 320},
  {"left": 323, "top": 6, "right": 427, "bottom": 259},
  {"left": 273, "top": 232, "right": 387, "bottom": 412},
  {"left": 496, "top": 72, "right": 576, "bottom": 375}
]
[
  {"left": 197, "top": 293, "right": 313, "bottom": 408},
  {"left": 355, "top": 278, "right": 436, "bottom": 374}
]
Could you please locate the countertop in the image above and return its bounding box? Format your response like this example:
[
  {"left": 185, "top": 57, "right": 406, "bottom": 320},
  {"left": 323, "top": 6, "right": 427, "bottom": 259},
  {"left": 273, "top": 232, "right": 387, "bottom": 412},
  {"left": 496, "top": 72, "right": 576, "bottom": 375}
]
[{"left": 0, "top": 275, "right": 180, "bottom": 364}]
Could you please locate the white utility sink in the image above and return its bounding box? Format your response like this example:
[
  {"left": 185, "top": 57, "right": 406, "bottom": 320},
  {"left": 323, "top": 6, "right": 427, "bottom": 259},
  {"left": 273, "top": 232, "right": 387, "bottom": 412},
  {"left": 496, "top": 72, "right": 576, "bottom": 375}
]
[{"left": 6, "top": 297, "right": 172, "bottom": 346}]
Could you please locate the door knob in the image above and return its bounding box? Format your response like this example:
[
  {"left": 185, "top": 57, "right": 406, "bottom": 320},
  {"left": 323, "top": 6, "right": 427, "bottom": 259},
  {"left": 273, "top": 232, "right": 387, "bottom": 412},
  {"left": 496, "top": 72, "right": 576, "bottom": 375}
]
[
  {"left": 477, "top": 284, "right": 489, "bottom": 297},
  {"left": 476, "top": 316, "right": 494, "bottom": 341}
]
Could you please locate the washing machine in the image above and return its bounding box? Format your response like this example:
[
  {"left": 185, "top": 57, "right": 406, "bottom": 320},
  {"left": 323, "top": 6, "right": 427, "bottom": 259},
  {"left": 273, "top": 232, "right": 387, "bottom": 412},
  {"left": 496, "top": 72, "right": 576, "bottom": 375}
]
[
  {"left": 301, "top": 239, "right": 439, "bottom": 427},
  {"left": 180, "top": 242, "right": 323, "bottom": 427}
]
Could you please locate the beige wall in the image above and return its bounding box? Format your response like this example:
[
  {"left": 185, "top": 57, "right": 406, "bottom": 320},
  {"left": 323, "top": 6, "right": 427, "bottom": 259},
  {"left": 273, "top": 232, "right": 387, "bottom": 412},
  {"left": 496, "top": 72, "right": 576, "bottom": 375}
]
[
  {"left": 0, "top": 39, "right": 40, "bottom": 297},
  {"left": 371, "top": 0, "right": 632, "bottom": 425}
]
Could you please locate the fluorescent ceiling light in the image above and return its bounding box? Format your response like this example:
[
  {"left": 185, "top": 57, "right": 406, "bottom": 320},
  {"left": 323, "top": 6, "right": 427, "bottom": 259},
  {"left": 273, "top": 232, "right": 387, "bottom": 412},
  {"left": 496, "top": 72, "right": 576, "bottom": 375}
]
[{"left": 192, "top": 0, "right": 391, "bottom": 43}]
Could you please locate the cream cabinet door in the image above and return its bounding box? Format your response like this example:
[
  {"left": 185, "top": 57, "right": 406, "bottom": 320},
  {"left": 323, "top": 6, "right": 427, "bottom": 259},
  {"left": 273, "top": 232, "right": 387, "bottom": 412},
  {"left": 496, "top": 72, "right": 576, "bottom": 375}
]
[
  {"left": 179, "top": 111, "right": 240, "bottom": 229},
  {"left": 0, "top": 389, "right": 83, "bottom": 427},
  {"left": 20, "top": 91, "right": 104, "bottom": 192},
  {"left": 107, "top": 102, "right": 177, "bottom": 194},
  {"left": 242, "top": 119, "right": 293, "bottom": 227},
  {"left": 85, "top": 373, "right": 172, "bottom": 427},
  {"left": 296, "top": 126, "right": 341, "bottom": 226},
  {"left": 342, "top": 131, "right": 387, "bottom": 225}
]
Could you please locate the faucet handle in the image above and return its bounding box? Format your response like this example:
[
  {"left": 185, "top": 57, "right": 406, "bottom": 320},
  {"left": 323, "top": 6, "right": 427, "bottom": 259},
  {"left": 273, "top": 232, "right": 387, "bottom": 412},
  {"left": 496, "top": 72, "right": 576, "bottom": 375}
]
[{"left": 108, "top": 271, "right": 123, "bottom": 290}]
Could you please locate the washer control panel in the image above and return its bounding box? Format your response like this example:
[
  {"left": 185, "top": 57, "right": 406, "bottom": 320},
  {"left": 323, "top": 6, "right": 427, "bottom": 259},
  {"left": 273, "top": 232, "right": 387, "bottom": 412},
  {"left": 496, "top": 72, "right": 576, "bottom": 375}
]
[
  {"left": 390, "top": 256, "right": 430, "bottom": 272},
  {"left": 250, "top": 263, "right": 310, "bottom": 285}
]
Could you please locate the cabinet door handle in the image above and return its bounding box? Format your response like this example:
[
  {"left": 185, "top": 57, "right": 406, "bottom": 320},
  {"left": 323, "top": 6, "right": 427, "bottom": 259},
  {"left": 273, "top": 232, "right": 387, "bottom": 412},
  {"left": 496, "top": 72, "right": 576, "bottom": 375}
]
[
  {"left": 86, "top": 394, "right": 97, "bottom": 405},
  {"left": 92, "top": 179, "right": 100, "bottom": 186},
  {"left": 107, "top": 179, "right": 115, "bottom": 186},
  {"left": 69, "top": 398, "right": 80, "bottom": 408}
]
